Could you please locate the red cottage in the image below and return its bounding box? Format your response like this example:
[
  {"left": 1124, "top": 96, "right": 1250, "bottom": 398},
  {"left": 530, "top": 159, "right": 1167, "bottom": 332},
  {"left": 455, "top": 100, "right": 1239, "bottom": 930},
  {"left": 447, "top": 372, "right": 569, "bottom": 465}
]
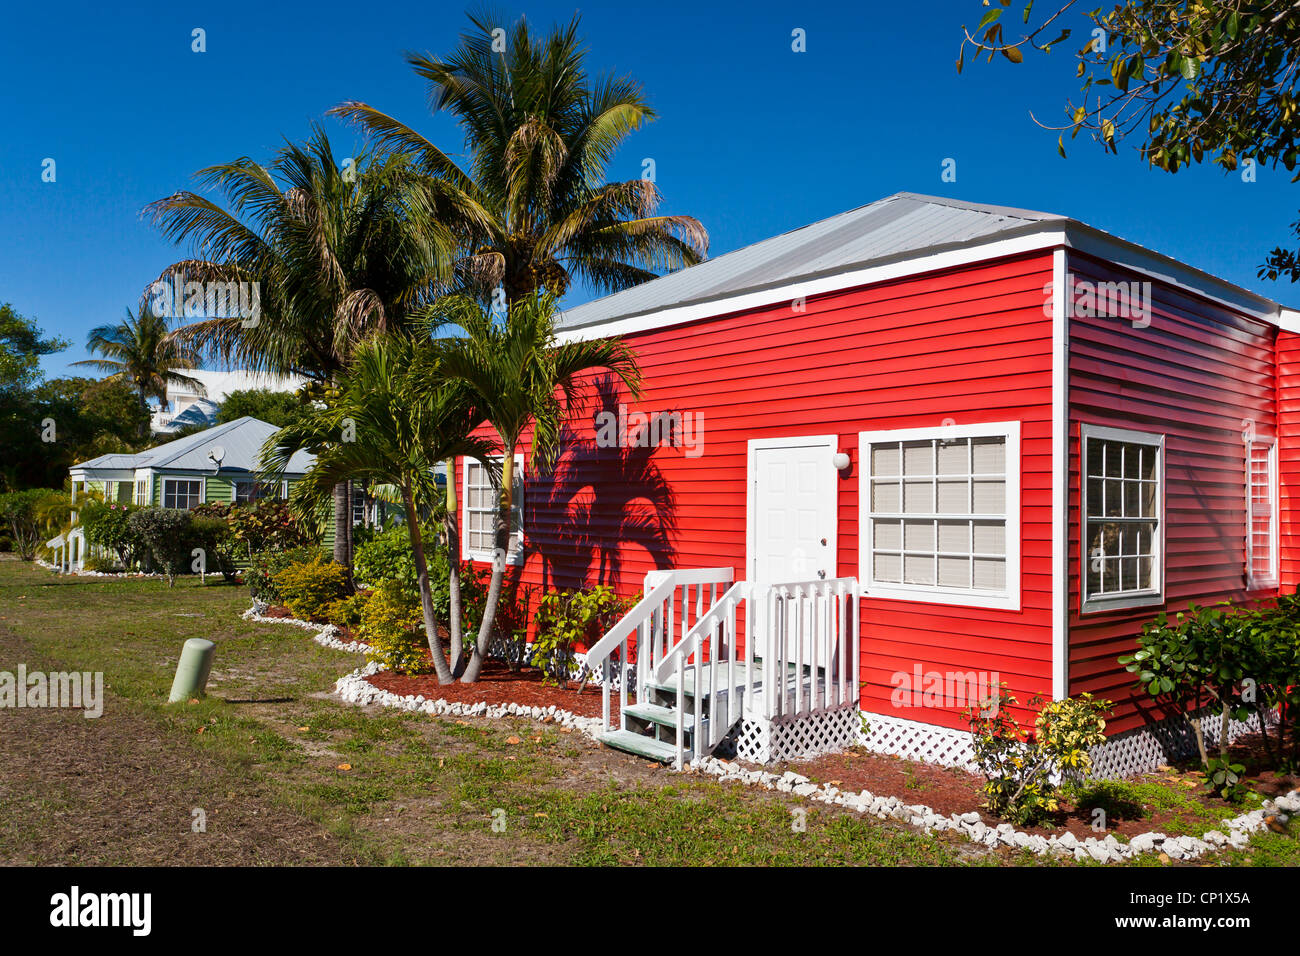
[{"left": 457, "top": 193, "right": 1299, "bottom": 775}]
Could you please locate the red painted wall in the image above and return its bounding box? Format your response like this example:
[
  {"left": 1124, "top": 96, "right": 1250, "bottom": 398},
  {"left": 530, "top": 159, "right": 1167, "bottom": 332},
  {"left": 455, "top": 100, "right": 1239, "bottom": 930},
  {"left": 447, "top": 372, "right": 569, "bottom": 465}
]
[
  {"left": 1277, "top": 330, "right": 1300, "bottom": 592},
  {"left": 463, "top": 252, "right": 1058, "bottom": 732},
  {"left": 1065, "top": 251, "right": 1278, "bottom": 733}
]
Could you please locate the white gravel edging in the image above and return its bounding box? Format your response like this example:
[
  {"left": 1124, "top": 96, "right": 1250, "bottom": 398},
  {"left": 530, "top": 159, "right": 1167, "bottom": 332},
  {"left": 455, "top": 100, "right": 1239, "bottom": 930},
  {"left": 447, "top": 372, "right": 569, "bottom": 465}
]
[
  {"left": 324, "top": 652, "right": 1295, "bottom": 865},
  {"left": 241, "top": 605, "right": 372, "bottom": 654},
  {"left": 332, "top": 662, "right": 606, "bottom": 736},
  {"left": 689, "top": 754, "right": 1298, "bottom": 863},
  {"left": 37, "top": 558, "right": 167, "bottom": 579}
]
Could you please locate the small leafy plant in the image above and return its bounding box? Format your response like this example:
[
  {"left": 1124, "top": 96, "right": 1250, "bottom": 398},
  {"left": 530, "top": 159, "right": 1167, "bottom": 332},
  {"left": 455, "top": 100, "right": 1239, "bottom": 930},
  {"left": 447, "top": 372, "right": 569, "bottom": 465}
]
[
  {"left": 531, "top": 584, "right": 631, "bottom": 687},
  {"left": 966, "top": 687, "right": 1111, "bottom": 826}
]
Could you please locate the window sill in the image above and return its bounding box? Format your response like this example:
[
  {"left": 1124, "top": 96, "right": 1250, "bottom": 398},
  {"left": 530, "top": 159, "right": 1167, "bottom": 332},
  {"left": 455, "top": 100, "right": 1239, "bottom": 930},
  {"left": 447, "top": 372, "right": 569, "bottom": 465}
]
[
  {"left": 864, "top": 582, "right": 1020, "bottom": 611},
  {"left": 1080, "top": 590, "right": 1164, "bottom": 615},
  {"left": 467, "top": 549, "right": 525, "bottom": 568}
]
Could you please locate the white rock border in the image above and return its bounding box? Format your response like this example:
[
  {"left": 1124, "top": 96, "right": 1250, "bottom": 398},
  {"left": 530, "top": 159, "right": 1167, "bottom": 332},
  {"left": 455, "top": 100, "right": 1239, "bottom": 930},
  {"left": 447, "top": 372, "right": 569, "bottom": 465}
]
[
  {"left": 333, "top": 661, "right": 605, "bottom": 735},
  {"left": 241, "top": 604, "right": 373, "bottom": 654},
  {"left": 690, "top": 755, "right": 1298, "bottom": 863},
  {"left": 324, "top": 638, "right": 1297, "bottom": 865},
  {"left": 36, "top": 558, "right": 167, "bottom": 579}
]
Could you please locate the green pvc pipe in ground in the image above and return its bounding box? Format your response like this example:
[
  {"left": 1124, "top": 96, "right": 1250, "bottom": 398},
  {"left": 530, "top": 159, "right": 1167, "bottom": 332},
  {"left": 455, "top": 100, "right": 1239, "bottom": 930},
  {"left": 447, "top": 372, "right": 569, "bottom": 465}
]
[{"left": 168, "top": 638, "right": 216, "bottom": 703}]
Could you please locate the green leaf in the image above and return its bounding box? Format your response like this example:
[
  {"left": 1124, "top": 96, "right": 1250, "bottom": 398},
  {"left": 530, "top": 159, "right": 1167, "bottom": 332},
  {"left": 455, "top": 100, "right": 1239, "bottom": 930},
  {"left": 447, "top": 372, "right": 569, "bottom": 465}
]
[{"left": 977, "top": 8, "right": 1002, "bottom": 31}]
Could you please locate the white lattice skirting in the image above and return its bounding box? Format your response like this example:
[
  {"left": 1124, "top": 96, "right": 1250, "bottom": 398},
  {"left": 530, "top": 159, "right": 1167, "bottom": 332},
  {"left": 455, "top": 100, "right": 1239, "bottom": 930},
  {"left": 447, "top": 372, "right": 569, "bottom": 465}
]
[
  {"left": 859, "top": 712, "right": 977, "bottom": 769},
  {"left": 1089, "top": 709, "right": 1266, "bottom": 780},
  {"left": 734, "top": 707, "right": 860, "bottom": 763},
  {"left": 856, "top": 707, "right": 1271, "bottom": 779}
]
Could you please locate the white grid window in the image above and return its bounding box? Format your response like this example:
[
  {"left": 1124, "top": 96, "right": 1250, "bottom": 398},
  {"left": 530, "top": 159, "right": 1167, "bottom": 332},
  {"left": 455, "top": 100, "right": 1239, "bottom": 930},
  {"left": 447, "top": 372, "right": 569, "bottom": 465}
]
[
  {"left": 135, "top": 479, "right": 148, "bottom": 506},
  {"left": 859, "top": 422, "right": 1020, "bottom": 610},
  {"left": 1081, "top": 425, "right": 1164, "bottom": 612},
  {"left": 464, "top": 456, "right": 523, "bottom": 561},
  {"left": 162, "top": 478, "right": 202, "bottom": 510},
  {"left": 1247, "top": 441, "right": 1277, "bottom": 589},
  {"left": 233, "top": 480, "right": 280, "bottom": 504}
]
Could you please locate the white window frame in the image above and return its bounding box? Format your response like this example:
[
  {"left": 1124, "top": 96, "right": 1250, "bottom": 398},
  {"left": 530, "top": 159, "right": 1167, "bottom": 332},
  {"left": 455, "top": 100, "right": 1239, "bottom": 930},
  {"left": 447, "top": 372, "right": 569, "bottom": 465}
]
[
  {"left": 462, "top": 454, "right": 525, "bottom": 566},
  {"left": 858, "top": 420, "right": 1021, "bottom": 610},
  {"left": 1246, "top": 439, "right": 1278, "bottom": 590},
  {"left": 161, "top": 476, "right": 205, "bottom": 510},
  {"left": 1079, "top": 423, "right": 1165, "bottom": 614},
  {"left": 134, "top": 478, "right": 148, "bottom": 506},
  {"left": 232, "top": 478, "right": 287, "bottom": 505}
]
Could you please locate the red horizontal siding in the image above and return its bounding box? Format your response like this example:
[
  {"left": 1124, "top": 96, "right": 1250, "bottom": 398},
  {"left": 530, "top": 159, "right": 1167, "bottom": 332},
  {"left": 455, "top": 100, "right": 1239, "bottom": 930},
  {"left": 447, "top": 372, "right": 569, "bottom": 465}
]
[
  {"left": 1278, "top": 330, "right": 1300, "bottom": 591},
  {"left": 1065, "top": 251, "right": 1278, "bottom": 734},
  {"left": 463, "top": 252, "right": 1058, "bottom": 733}
]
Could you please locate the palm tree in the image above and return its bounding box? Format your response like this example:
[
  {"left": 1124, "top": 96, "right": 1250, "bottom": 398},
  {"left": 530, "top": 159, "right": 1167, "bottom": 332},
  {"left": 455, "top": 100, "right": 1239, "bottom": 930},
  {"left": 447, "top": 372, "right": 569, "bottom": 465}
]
[
  {"left": 72, "top": 306, "right": 204, "bottom": 437},
  {"left": 433, "top": 291, "right": 641, "bottom": 682},
  {"left": 329, "top": 10, "right": 708, "bottom": 306},
  {"left": 143, "top": 128, "right": 484, "bottom": 568},
  {"left": 263, "top": 332, "right": 492, "bottom": 684}
]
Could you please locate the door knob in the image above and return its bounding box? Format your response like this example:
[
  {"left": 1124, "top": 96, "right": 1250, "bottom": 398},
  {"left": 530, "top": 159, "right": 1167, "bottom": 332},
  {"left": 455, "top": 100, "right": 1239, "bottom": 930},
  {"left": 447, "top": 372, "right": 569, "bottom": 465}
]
[
  {"left": 818, "top": 570, "right": 826, "bottom": 579},
  {"left": 820, "top": 538, "right": 827, "bottom": 546}
]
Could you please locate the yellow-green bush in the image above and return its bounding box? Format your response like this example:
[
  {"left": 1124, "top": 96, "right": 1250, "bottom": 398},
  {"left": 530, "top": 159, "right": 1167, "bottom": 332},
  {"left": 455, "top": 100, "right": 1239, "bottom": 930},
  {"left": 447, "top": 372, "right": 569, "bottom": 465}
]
[
  {"left": 272, "top": 556, "right": 350, "bottom": 622},
  {"left": 360, "top": 581, "right": 428, "bottom": 674},
  {"left": 326, "top": 591, "right": 370, "bottom": 629}
]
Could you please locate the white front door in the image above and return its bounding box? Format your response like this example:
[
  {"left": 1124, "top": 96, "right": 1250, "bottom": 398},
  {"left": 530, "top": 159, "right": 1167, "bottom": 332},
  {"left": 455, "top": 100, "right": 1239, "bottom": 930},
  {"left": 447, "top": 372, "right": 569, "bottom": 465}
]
[{"left": 748, "top": 436, "right": 838, "bottom": 584}]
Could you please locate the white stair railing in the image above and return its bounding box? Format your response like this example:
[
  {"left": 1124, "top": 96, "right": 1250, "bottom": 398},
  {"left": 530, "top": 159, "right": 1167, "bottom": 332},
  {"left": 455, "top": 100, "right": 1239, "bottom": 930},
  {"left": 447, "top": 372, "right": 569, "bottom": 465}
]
[
  {"left": 583, "top": 567, "right": 735, "bottom": 735},
  {"left": 652, "top": 577, "right": 861, "bottom": 767},
  {"left": 755, "top": 578, "right": 860, "bottom": 720}
]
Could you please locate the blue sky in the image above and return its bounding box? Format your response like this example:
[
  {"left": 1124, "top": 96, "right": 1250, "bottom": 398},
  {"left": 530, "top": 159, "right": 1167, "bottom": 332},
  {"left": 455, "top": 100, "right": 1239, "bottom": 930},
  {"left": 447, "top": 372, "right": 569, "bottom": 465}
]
[{"left": 2, "top": 0, "right": 1296, "bottom": 380}]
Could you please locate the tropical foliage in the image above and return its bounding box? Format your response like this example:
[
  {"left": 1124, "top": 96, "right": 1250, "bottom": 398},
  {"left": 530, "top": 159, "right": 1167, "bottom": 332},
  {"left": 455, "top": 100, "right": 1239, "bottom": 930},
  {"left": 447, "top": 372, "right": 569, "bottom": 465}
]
[
  {"left": 432, "top": 290, "right": 640, "bottom": 681},
  {"left": 72, "top": 306, "right": 204, "bottom": 436},
  {"left": 330, "top": 11, "right": 707, "bottom": 305},
  {"left": 956, "top": 0, "right": 1300, "bottom": 280}
]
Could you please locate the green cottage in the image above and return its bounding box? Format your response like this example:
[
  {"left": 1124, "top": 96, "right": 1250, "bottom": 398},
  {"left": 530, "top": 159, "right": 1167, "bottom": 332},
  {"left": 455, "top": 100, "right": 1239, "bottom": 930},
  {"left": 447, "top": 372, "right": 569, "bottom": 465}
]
[{"left": 51, "top": 417, "right": 317, "bottom": 571}]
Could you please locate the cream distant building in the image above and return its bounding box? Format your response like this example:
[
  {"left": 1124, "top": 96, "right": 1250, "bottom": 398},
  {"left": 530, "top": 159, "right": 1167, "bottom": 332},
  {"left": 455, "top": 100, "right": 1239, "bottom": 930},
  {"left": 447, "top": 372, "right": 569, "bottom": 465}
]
[{"left": 151, "top": 369, "right": 306, "bottom": 434}]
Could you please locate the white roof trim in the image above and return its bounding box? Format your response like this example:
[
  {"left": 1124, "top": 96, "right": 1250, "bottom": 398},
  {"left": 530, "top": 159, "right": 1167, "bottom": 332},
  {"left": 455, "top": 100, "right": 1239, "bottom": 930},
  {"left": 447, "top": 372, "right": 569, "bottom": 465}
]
[
  {"left": 558, "top": 230, "right": 1069, "bottom": 343},
  {"left": 556, "top": 213, "right": 1295, "bottom": 344}
]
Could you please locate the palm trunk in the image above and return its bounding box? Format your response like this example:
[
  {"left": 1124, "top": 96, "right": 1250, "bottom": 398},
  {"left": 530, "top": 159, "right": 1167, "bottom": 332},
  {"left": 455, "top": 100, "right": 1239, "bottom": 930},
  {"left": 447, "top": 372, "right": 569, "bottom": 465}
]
[
  {"left": 405, "top": 484, "right": 453, "bottom": 684},
  {"left": 461, "top": 454, "right": 512, "bottom": 683},
  {"left": 332, "top": 481, "right": 351, "bottom": 567},
  {"left": 445, "top": 460, "right": 465, "bottom": 676}
]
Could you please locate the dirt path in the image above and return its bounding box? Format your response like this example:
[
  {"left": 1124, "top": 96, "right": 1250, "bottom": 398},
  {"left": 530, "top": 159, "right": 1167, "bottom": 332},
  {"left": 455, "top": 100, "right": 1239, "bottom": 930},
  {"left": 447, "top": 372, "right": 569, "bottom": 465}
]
[{"left": 0, "top": 623, "right": 351, "bottom": 866}]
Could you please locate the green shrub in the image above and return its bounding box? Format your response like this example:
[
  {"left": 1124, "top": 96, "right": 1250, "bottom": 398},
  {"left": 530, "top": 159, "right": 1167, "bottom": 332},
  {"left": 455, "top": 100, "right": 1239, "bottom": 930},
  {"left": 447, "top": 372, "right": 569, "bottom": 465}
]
[
  {"left": 353, "top": 523, "right": 491, "bottom": 637},
  {"left": 966, "top": 688, "right": 1111, "bottom": 826},
  {"left": 126, "top": 507, "right": 196, "bottom": 586},
  {"left": 83, "top": 553, "right": 122, "bottom": 573},
  {"left": 227, "top": 499, "right": 313, "bottom": 558},
  {"left": 190, "top": 507, "right": 240, "bottom": 582},
  {"left": 81, "top": 502, "right": 143, "bottom": 567},
  {"left": 272, "top": 555, "right": 350, "bottom": 621},
  {"left": 247, "top": 546, "right": 322, "bottom": 603},
  {"left": 0, "top": 488, "right": 64, "bottom": 560},
  {"left": 360, "top": 580, "right": 427, "bottom": 673},
  {"left": 531, "top": 584, "right": 631, "bottom": 687},
  {"left": 1124, "top": 598, "right": 1300, "bottom": 782}
]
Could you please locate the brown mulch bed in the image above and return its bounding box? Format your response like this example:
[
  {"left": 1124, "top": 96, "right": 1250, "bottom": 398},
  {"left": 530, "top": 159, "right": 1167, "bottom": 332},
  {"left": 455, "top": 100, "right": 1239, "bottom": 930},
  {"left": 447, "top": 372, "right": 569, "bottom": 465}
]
[
  {"left": 757, "top": 731, "right": 1298, "bottom": 841},
  {"left": 365, "top": 659, "right": 618, "bottom": 719}
]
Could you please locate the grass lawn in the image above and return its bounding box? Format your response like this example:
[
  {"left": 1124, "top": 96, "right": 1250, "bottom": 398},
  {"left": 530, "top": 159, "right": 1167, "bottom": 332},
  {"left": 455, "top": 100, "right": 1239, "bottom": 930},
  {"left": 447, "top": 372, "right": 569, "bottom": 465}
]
[{"left": 0, "top": 556, "right": 1294, "bottom": 866}]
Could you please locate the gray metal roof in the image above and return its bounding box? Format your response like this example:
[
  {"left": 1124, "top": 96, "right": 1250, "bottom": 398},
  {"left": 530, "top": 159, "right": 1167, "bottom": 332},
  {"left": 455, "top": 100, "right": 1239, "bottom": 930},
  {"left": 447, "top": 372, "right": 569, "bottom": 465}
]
[
  {"left": 559, "top": 192, "right": 1068, "bottom": 330},
  {"left": 73, "top": 417, "right": 314, "bottom": 476}
]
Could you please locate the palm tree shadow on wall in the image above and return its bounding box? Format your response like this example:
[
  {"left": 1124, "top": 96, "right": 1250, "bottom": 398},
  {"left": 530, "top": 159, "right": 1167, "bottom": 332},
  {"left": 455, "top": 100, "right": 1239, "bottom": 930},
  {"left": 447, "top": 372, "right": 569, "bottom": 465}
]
[{"left": 531, "top": 377, "right": 679, "bottom": 593}]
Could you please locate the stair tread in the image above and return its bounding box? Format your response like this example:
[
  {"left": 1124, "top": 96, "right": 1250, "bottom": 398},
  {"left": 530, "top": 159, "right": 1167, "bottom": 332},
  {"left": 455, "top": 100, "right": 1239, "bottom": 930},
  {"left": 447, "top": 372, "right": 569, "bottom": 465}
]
[
  {"left": 598, "top": 729, "right": 682, "bottom": 762},
  {"left": 622, "top": 702, "right": 684, "bottom": 727}
]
